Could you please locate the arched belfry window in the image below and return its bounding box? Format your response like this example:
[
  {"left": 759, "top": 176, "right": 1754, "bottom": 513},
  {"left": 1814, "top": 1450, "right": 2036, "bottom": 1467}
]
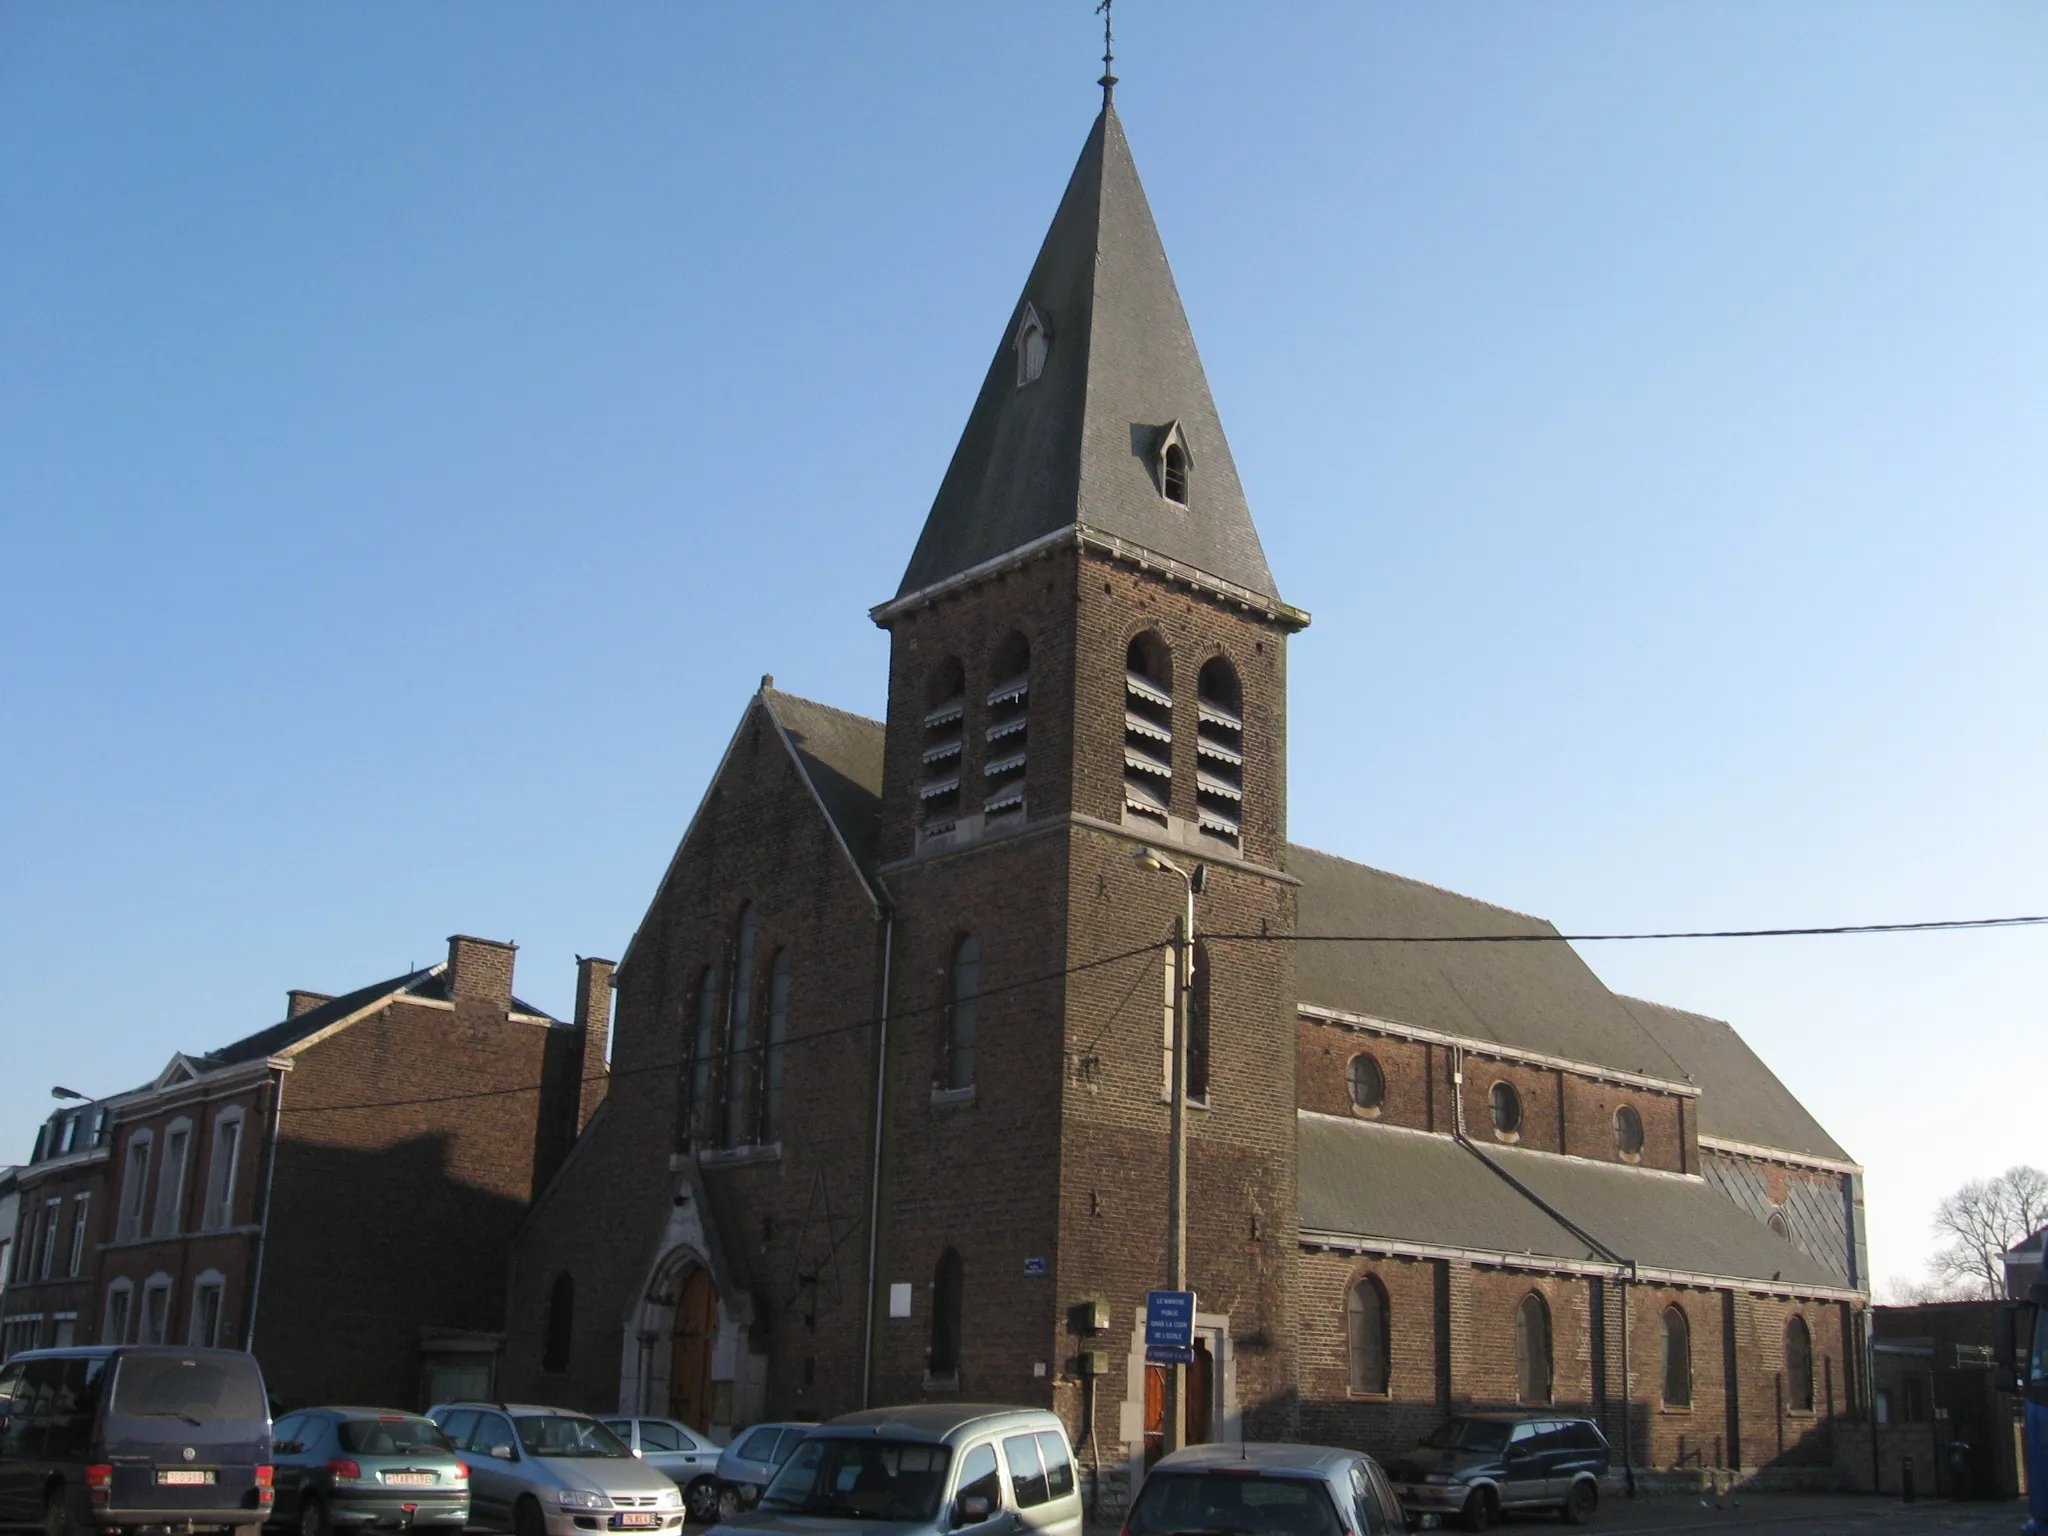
[
  {"left": 1195, "top": 656, "right": 1244, "bottom": 847},
  {"left": 1347, "top": 1274, "right": 1390, "bottom": 1395},
  {"left": 930, "top": 1248, "right": 964, "bottom": 1378},
  {"left": 1014, "top": 304, "right": 1049, "bottom": 387},
  {"left": 683, "top": 966, "right": 719, "bottom": 1150},
  {"left": 542, "top": 1271, "right": 574, "bottom": 1375},
  {"left": 1157, "top": 422, "right": 1191, "bottom": 506},
  {"left": 944, "top": 937, "right": 980, "bottom": 1092},
  {"left": 1662, "top": 1305, "right": 1691, "bottom": 1408},
  {"left": 1784, "top": 1315, "right": 1814, "bottom": 1412},
  {"left": 723, "top": 903, "right": 757, "bottom": 1147},
  {"left": 1515, "top": 1291, "right": 1553, "bottom": 1404},
  {"left": 760, "top": 950, "right": 791, "bottom": 1144},
  {"left": 920, "top": 658, "right": 966, "bottom": 837},
  {"left": 1186, "top": 940, "right": 1211, "bottom": 1103},
  {"left": 984, "top": 633, "right": 1030, "bottom": 825},
  {"left": 1123, "top": 632, "right": 1173, "bottom": 826}
]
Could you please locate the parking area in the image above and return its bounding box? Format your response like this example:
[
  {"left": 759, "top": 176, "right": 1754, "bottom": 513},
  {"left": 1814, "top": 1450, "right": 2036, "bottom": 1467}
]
[{"left": 1567, "top": 1492, "right": 2023, "bottom": 1535}]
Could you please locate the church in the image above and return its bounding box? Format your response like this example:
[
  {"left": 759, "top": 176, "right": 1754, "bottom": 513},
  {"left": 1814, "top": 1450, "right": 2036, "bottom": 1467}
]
[{"left": 502, "top": 93, "right": 1869, "bottom": 1502}]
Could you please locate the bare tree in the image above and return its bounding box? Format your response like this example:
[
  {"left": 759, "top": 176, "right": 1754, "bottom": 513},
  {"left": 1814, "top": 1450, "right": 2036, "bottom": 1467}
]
[{"left": 1927, "top": 1165, "right": 2048, "bottom": 1298}]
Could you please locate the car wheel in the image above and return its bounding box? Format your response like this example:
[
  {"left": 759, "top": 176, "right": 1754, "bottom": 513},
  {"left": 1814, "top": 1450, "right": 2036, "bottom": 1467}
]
[
  {"left": 715, "top": 1487, "right": 740, "bottom": 1523},
  {"left": 1459, "top": 1487, "right": 1496, "bottom": 1533},
  {"left": 45, "top": 1489, "right": 79, "bottom": 1536},
  {"left": 684, "top": 1480, "right": 721, "bottom": 1524},
  {"left": 515, "top": 1496, "right": 549, "bottom": 1536},
  {"left": 300, "top": 1497, "right": 331, "bottom": 1536},
  {"left": 1561, "top": 1478, "right": 1598, "bottom": 1525}
]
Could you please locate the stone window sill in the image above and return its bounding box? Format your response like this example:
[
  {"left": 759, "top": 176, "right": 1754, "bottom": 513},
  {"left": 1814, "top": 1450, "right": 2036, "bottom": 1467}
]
[
  {"left": 699, "top": 1142, "right": 782, "bottom": 1168},
  {"left": 1658, "top": 1405, "right": 1694, "bottom": 1415},
  {"left": 923, "top": 1370, "right": 961, "bottom": 1393},
  {"left": 931, "top": 1085, "right": 977, "bottom": 1108}
]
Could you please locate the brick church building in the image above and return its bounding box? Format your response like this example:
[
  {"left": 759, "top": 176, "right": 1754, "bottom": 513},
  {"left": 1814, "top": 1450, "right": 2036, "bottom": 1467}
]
[{"left": 502, "top": 97, "right": 1869, "bottom": 1498}]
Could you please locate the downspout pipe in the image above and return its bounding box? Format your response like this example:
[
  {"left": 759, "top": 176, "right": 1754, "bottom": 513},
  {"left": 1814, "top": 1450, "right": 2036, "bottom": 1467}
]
[
  {"left": 242, "top": 1061, "right": 289, "bottom": 1353},
  {"left": 860, "top": 906, "right": 895, "bottom": 1408}
]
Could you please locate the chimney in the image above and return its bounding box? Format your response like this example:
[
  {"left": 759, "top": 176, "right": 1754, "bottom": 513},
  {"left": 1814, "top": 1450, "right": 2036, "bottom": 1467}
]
[
  {"left": 286, "top": 989, "right": 333, "bottom": 1019},
  {"left": 446, "top": 934, "right": 516, "bottom": 1011},
  {"left": 573, "top": 956, "right": 615, "bottom": 1133}
]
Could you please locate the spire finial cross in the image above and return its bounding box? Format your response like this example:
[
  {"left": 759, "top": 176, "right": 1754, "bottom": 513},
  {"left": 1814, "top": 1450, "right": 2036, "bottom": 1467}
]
[{"left": 1096, "top": 0, "right": 1117, "bottom": 106}]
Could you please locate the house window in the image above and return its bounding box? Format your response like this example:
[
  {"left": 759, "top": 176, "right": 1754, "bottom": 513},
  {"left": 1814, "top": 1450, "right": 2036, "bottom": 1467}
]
[
  {"left": 920, "top": 659, "right": 966, "bottom": 836},
  {"left": 1346, "top": 1275, "right": 1390, "bottom": 1395},
  {"left": 1784, "top": 1315, "right": 1814, "bottom": 1412},
  {"left": 139, "top": 1276, "right": 172, "bottom": 1345},
  {"left": 68, "top": 1197, "right": 89, "bottom": 1277},
  {"left": 189, "top": 1272, "right": 225, "bottom": 1348},
  {"left": 37, "top": 1199, "right": 61, "bottom": 1280},
  {"left": 1014, "top": 303, "right": 1050, "bottom": 387},
  {"left": 1490, "top": 1081, "right": 1522, "bottom": 1140},
  {"left": 761, "top": 950, "right": 791, "bottom": 1143},
  {"left": 1186, "top": 941, "right": 1211, "bottom": 1104},
  {"left": 201, "top": 1111, "right": 244, "bottom": 1232},
  {"left": 153, "top": 1120, "right": 192, "bottom": 1237},
  {"left": 983, "top": 633, "right": 1031, "bottom": 824},
  {"left": 103, "top": 1281, "right": 132, "bottom": 1345},
  {"left": 1123, "top": 632, "right": 1173, "bottom": 826},
  {"left": 1348, "top": 1053, "right": 1386, "bottom": 1114},
  {"left": 59, "top": 1114, "right": 79, "bottom": 1156},
  {"left": 1663, "top": 1305, "right": 1691, "bottom": 1408},
  {"left": 724, "top": 904, "right": 757, "bottom": 1148},
  {"left": 686, "top": 966, "right": 719, "bottom": 1148},
  {"left": 1615, "top": 1105, "right": 1643, "bottom": 1160},
  {"left": 542, "top": 1272, "right": 574, "bottom": 1374},
  {"left": 116, "top": 1132, "right": 153, "bottom": 1244},
  {"left": 1515, "top": 1291, "right": 1552, "bottom": 1404},
  {"left": 945, "top": 937, "right": 981, "bottom": 1092},
  {"left": 1194, "top": 657, "right": 1244, "bottom": 846},
  {"left": 930, "top": 1249, "right": 964, "bottom": 1378}
]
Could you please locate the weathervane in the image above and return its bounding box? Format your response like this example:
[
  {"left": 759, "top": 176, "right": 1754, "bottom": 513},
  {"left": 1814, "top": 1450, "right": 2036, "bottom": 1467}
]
[{"left": 1096, "top": 0, "right": 1117, "bottom": 105}]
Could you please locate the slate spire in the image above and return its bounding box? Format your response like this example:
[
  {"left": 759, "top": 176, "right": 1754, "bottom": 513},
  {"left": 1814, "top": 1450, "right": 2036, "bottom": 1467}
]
[{"left": 891, "top": 104, "right": 1284, "bottom": 606}]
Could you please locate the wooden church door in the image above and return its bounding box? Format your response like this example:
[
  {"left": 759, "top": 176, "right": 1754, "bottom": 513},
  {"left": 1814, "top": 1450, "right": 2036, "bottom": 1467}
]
[{"left": 667, "top": 1268, "right": 718, "bottom": 1432}]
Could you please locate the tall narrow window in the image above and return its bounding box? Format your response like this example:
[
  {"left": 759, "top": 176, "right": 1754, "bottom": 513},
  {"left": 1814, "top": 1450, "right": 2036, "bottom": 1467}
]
[
  {"left": 1515, "top": 1291, "right": 1553, "bottom": 1404},
  {"left": 983, "top": 633, "right": 1030, "bottom": 825},
  {"left": 68, "top": 1196, "right": 89, "bottom": 1277},
  {"left": 190, "top": 1272, "right": 225, "bottom": 1348},
  {"left": 1123, "top": 632, "right": 1173, "bottom": 826},
  {"left": 139, "top": 1276, "right": 172, "bottom": 1345},
  {"left": 930, "top": 1249, "right": 964, "bottom": 1378},
  {"left": 1784, "top": 1315, "right": 1814, "bottom": 1412},
  {"left": 760, "top": 951, "right": 791, "bottom": 1144},
  {"left": 103, "top": 1281, "right": 132, "bottom": 1345},
  {"left": 1195, "top": 657, "right": 1244, "bottom": 847},
  {"left": 202, "top": 1111, "right": 243, "bottom": 1232},
  {"left": 37, "top": 1199, "right": 60, "bottom": 1279},
  {"left": 724, "top": 905, "right": 757, "bottom": 1148},
  {"left": 153, "top": 1121, "right": 191, "bottom": 1236},
  {"left": 542, "top": 1272, "right": 575, "bottom": 1374},
  {"left": 1014, "top": 303, "right": 1050, "bottom": 387},
  {"left": 1186, "top": 941, "right": 1211, "bottom": 1103},
  {"left": 116, "top": 1133, "right": 152, "bottom": 1244},
  {"left": 1347, "top": 1275, "right": 1390, "bottom": 1395},
  {"left": 920, "top": 659, "right": 966, "bottom": 838},
  {"left": 1159, "top": 428, "right": 1191, "bottom": 506},
  {"left": 687, "top": 966, "right": 719, "bottom": 1148},
  {"left": 1662, "top": 1305, "right": 1692, "bottom": 1408},
  {"left": 945, "top": 938, "right": 981, "bottom": 1092}
]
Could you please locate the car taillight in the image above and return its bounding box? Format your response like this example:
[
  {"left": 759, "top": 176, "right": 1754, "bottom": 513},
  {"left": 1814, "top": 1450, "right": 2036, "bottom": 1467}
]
[
  {"left": 327, "top": 1460, "right": 362, "bottom": 1482},
  {"left": 257, "top": 1467, "right": 274, "bottom": 1488},
  {"left": 453, "top": 1463, "right": 469, "bottom": 1482},
  {"left": 87, "top": 1466, "right": 113, "bottom": 1506}
]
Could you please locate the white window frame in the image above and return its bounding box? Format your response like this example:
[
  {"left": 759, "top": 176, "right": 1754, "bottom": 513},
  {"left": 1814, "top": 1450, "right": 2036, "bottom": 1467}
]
[
  {"left": 139, "top": 1274, "right": 173, "bottom": 1345},
  {"left": 189, "top": 1270, "right": 226, "bottom": 1348},
  {"left": 201, "top": 1109, "right": 246, "bottom": 1232},
  {"left": 117, "top": 1131, "right": 153, "bottom": 1243},
  {"left": 103, "top": 1279, "right": 134, "bottom": 1345},
  {"left": 37, "top": 1198, "right": 62, "bottom": 1280},
  {"left": 69, "top": 1195, "right": 90, "bottom": 1277},
  {"left": 153, "top": 1118, "right": 193, "bottom": 1237}
]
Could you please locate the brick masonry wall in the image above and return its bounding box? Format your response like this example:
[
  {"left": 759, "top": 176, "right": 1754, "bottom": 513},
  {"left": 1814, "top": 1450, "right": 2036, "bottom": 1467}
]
[{"left": 1296, "top": 1252, "right": 1442, "bottom": 1458}]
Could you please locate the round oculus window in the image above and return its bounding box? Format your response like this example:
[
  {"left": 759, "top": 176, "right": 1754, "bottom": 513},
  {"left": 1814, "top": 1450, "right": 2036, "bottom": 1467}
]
[
  {"left": 1348, "top": 1053, "right": 1385, "bottom": 1113},
  {"left": 1615, "top": 1104, "right": 1644, "bottom": 1158},
  {"left": 1489, "top": 1081, "right": 1522, "bottom": 1137}
]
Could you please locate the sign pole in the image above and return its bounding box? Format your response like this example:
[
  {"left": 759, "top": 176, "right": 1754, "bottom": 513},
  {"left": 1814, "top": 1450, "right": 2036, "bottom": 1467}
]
[{"left": 1167, "top": 901, "right": 1192, "bottom": 1453}]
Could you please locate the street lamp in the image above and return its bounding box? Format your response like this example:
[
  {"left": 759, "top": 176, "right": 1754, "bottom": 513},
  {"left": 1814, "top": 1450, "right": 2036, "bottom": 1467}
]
[
  {"left": 50, "top": 1086, "right": 88, "bottom": 1100},
  {"left": 1132, "top": 845, "right": 1203, "bottom": 1452}
]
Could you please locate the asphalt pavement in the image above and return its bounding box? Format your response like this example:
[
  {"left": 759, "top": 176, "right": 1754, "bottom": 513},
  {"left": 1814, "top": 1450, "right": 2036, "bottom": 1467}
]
[{"left": 1564, "top": 1492, "right": 2023, "bottom": 1535}]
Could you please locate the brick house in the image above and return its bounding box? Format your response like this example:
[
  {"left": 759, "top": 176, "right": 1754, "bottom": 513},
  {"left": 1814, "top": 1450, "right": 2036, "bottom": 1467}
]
[
  {"left": 500, "top": 97, "right": 1868, "bottom": 1498},
  {"left": 1, "top": 1097, "right": 118, "bottom": 1361},
  {"left": 2, "top": 934, "right": 610, "bottom": 1410}
]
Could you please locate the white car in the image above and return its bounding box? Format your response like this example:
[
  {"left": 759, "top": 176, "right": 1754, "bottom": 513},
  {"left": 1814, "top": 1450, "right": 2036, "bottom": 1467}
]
[
  {"left": 603, "top": 1419, "right": 724, "bottom": 1523},
  {"left": 426, "top": 1402, "right": 684, "bottom": 1536}
]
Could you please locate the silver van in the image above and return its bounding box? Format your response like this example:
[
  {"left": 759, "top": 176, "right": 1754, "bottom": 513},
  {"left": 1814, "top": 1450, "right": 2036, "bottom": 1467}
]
[
  {"left": 709, "top": 1405, "right": 1079, "bottom": 1536},
  {"left": 424, "top": 1403, "right": 682, "bottom": 1536}
]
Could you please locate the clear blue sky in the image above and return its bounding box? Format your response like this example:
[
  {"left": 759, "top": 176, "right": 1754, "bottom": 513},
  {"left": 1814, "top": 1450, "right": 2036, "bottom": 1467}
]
[{"left": 3, "top": 3, "right": 2042, "bottom": 1291}]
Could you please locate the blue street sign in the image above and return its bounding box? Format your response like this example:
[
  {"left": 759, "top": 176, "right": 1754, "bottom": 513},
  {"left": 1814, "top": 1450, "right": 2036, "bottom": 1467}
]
[
  {"left": 1145, "top": 1290, "right": 1195, "bottom": 1350},
  {"left": 1146, "top": 1345, "right": 1195, "bottom": 1366}
]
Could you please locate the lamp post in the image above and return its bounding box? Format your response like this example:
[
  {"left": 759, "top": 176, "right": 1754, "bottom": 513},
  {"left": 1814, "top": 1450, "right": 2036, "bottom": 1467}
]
[{"left": 1133, "top": 845, "right": 1199, "bottom": 1453}]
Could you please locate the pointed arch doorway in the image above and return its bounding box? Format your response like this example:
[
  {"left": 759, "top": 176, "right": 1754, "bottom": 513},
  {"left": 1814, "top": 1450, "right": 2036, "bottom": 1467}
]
[{"left": 668, "top": 1267, "right": 718, "bottom": 1432}]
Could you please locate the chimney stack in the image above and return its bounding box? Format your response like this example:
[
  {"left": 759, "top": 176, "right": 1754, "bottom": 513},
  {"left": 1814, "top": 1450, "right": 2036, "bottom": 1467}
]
[
  {"left": 286, "top": 989, "right": 333, "bottom": 1019},
  {"left": 573, "top": 957, "right": 615, "bottom": 1133},
  {"left": 446, "top": 935, "right": 516, "bottom": 1011}
]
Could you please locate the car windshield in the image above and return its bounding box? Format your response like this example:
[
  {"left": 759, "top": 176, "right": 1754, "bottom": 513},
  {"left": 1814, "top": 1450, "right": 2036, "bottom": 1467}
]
[
  {"left": 514, "top": 1415, "right": 631, "bottom": 1459},
  {"left": 1421, "top": 1419, "right": 1510, "bottom": 1453},
  {"left": 341, "top": 1418, "right": 452, "bottom": 1455},
  {"left": 111, "top": 1354, "right": 266, "bottom": 1423},
  {"left": 760, "top": 1436, "right": 950, "bottom": 1522},
  {"left": 1126, "top": 1471, "right": 1344, "bottom": 1536}
]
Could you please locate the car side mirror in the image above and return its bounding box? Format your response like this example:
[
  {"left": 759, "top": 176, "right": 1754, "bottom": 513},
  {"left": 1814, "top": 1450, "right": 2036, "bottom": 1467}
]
[
  {"left": 957, "top": 1495, "right": 991, "bottom": 1526},
  {"left": 490, "top": 1445, "right": 516, "bottom": 1461}
]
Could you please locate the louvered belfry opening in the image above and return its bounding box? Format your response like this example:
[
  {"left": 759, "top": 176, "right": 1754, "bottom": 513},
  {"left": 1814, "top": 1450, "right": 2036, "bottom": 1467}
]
[
  {"left": 920, "top": 657, "right": 966, "bottom": 836},
  {"left": 982, "top": 632, "right": 1030, "bottom": 825},
  {"left": 1195, "top": 656, "right": 1244, "bottom": 847},
  {"left": 1123, "top": 631, "right": 1173, "bottom": 826}
]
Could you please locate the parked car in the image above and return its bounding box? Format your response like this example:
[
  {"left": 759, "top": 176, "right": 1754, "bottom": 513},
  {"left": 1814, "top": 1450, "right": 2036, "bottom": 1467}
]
[
  {"left": 599, "top": 1420, "right": 721, "bottom": 1524},
  {"left": 706, "top": 1423, "right": 812, "bottom": 1519},
  {"left": 1383, "top": 1412, "right": 1609, "bottom": 1530},
  {"left": 269, "top": 1407, "right": 469, "bottom": 1535},
  {"left": 424, "top": 1403, "right": 682, "bottom": 1536},
  {"left": 1128, "top": 1443, "right": 1406, "bottom": 1536},
  {"left": 0, "top": 1345, "right": 274, "bottom": 1536},
  {"left": 709, "top": 1404, "right": 1078, "bottom": 1536}
]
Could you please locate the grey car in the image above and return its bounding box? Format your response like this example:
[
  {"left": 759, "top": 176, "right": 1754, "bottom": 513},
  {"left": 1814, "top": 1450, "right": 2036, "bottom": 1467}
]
[
  {"left": 708, "top": 1424, "right": 812, "bottom": 1519},
  {"left": 709, "top": 1404, "right": 1079, "bottom": 1536},
  {"left": 599, "top": 1420, "right": 722, "bottom": 1524},
  {"left": 1384, "top": 1413, "right": 1608, "bottom": 1529},
  {"left": 270, "top": 1408, "right": 470, "bottom": 1536},
  {"left": 425, "top": 1404, "right": 682, "bottom": 1536},
  {"left": 1128, "top": 1443, "right": 1407, "bottom": 1536}
]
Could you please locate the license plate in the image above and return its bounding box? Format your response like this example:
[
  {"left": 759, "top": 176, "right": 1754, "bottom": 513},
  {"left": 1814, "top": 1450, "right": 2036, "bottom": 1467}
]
[
  {"left": 383, "top": 1473, "right": 436, "bottom": 1487},
  {"left": 615, "top": 1514, "right": 658, "bottom": 1528},
  {"left": 157, "top": 1470, "right": 216, "bottom": 1486}
]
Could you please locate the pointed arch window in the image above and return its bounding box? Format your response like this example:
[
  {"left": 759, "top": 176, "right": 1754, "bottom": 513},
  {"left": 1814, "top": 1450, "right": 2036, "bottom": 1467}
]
[
  {"left": 1123, "top": 632, "right": 1173, "bottom": 826},
  {"left": 1014, "top": 304, "right": 1050, "bottom": 387},
  {"left": 920, "top": 658, "right": 966, "bottom": 838},
  {"left": 723, "top": 904, "right": 757, "bottom": 1147},
  {"left": 1157, "top": 422, "right": 1192, "bottom": 506},
  {"left": 1784, "top": 1315, "right": 1814, "bottom": 1412},
  {"left": 1195, "top": 656, "right": 1244, "bottom": 846},
  {"left": 760, "top": 950, "right": 791, "bottom": 1144},
  {"left": 984, "top": 632, "right": 1030, "bottom": 824},
  {"left": 1662, "top": 1304, "right": 1692, "bottom": 1408},
  {"left": 1515, "top": 1291, "right": 1553, "bottom": 1404},
  {"left": 683, "top": 966, "right": 719, "bottom": 1150},
  {"left": 543, "top": 1272, "right": 575, "bottom": 1375},
  {"left": 1347, "top": 1274, "right": 1390, "bottom": 1395},
  {"left": 930, "top": 1248, "right": 964, "bottom": 1378},
  {"left": 945, "top": 937, "right": 981, "bottom": 1092}
]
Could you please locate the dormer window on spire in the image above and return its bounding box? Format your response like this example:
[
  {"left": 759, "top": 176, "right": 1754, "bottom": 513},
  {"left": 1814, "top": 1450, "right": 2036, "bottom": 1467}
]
[
  {"left": 1014, "top": 304, "right": 1050, "bottom": 387},
  {"left": 1157, "top": 421, "right": 1191, "bottom": 506}
]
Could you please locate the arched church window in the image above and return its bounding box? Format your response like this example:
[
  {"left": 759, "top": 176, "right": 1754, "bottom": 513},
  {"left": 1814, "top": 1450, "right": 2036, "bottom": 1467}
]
[
  {"left": 1186, "top": 940, "right": 1211, "bottom": 1103},
  {"left": 1662, "top": 1304, "right": 1691, "bottom": 1408},
  {"left": 1014, "top": 304, "right": 1049, "bottom": 387},
  {"left": 723, "top": 904, "right": 756, "bottom": 1147},
  {"left": 984, "top": 633, "right": 1030, "bottom": 825},
  {"left": 1195, "top": 656, "right": 1244, "bottom": 847},
  {"left": 945, "top": 937, "right": 980, "bottom": 1092},
  {"left": 1348, "top": 1053, "right": 1385, "bottom": 1115},
  {"left": 930, "top": 1248, "right": 964, "bottom": 1378},
  {"left": 1615, "top": 1104, "right": 1644, "bottom": 1160},
  {"left": 685, "top": 966, "right": 718, "bottom": 1149},
  {"left": 760, "top": 950, "right": 791, "bottom": 1144},
  {"left": 1784, "top": 1315, "right": 1814, "bottom": 1411},
  {"left": 1158, "top": 423, "right": 1192, "bottom": 506},
  {"left": 1515, "top": 1290, "right": 1553, "bottom": 1404},
  {"left": 1490, "top": 1080, "right": 1523, "bottom": 1140},
  {"left": 542, "top": 1272, "right": 574, "bottom": 1375},
  {"left": 1347, "top": 1273, "right": 1390, "bottom": 1395},
  {"left": 1123, "top": 632, "right": 1173, "bottom": 827},
  {"left": 920, "top": 659, "right": 966, "bottom": 838}
]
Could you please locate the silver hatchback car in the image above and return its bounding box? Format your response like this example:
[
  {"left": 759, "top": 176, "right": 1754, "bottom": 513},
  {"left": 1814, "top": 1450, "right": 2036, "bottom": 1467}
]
[
  {"left": 1128, "top": 1443, "right": 1408, "bottom": 1536},
  {"left": 425, "top": 1403, "right": 683, "bottom": 1536}
]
